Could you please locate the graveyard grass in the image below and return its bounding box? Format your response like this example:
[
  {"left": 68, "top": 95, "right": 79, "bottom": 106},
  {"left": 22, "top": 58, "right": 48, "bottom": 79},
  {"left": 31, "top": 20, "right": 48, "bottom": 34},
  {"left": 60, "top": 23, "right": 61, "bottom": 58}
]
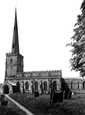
[
  {"left": 10, "top": 93, "right": 85, "bottom": 115},
  {"left": 0, "top": 94, "right": 26, "bottom": 115},
  {"left": 0, "top": 106, "right": 26, "bottom": 115}
]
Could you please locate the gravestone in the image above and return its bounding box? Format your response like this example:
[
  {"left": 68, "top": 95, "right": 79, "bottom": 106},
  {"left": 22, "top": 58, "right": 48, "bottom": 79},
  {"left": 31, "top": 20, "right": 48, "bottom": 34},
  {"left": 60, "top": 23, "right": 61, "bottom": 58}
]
[
  {"left": 34, "top": 91, "right": 39, "bottom": 97},
  {"left": 0, "top": 95, "right": 8, "bottom": 106},
  {"left": 0, "top": 95, "right": 5, "bottom": 101},
  {"left": 59, "top": 91, "right": 63, "bottom": 102},
  {"left": 68, "top": 91, "right": 72, "bottom": 99},
  {"left": 63, "top": 91, "right": 65, "bottom": 100},
  {"left": 50, "top": 90, "right": 54, "bottom": 102},
  {"left": 1, "top": 101, "right": 8, "bottom": 106},
  {"left": 52, "top": 91, "right": 63, "bottom": 103},
  {"left": 64, "top": 90, "right": 69, "bottom": 99}
]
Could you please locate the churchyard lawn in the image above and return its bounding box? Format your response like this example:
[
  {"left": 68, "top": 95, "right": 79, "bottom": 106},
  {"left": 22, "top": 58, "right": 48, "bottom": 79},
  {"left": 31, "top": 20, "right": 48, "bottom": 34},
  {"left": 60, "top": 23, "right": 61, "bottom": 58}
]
[{"left": 9, "top": 93, "right": 85, "bottom": 115}]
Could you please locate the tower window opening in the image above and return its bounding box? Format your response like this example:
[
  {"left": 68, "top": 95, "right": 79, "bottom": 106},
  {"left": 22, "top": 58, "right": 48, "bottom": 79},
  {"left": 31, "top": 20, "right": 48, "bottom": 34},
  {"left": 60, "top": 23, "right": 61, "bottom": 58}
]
[{"left": 10, "top": 58, "right": 13, "bottom": 64}]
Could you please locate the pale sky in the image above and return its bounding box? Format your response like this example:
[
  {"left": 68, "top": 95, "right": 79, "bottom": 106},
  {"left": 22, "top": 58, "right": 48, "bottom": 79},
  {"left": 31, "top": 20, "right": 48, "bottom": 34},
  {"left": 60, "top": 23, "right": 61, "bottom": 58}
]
[{"left": 0, "top": 0, "right": 82, "bottom": 83}]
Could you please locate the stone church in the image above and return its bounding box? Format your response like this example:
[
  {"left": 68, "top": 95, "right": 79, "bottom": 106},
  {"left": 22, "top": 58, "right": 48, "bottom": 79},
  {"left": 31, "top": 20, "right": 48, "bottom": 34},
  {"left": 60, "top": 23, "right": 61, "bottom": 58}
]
[{"left": 1, "top": 10, "right": 62, "bottom": 94}]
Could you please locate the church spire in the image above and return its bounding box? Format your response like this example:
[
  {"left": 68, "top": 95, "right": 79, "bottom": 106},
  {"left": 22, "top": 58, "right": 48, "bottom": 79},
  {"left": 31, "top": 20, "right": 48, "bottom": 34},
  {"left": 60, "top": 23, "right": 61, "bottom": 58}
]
[{"left": 11, "top": 8, "right": 19, "bottom": 54}]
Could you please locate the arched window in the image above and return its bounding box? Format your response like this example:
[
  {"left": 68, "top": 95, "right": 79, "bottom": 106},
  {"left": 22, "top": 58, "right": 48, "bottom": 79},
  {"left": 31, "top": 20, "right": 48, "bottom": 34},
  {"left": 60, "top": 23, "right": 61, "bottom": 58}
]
[
  {"left": 71, "top": 82, "right": 73, "bottom": 89},
  {"left": 35, "top": 81, "right": 38, "bottom": 91},
  {"left": 25, "top": 82, "right": 29, "bottom": 90},
  {"left": 53, "top": 81, "right": 57, "bottom": 91},
  {"left": 44, "top": 82, "right": 47, "bottom": 91},
  {"left": 10, "top": 58, "right": 13, "bottom": 64},
  {"left": 83, "top": 81, "right": 85, "bottom": 89},
  {"left": 16, "top": 82, "right": 20, "bottom": 92}
]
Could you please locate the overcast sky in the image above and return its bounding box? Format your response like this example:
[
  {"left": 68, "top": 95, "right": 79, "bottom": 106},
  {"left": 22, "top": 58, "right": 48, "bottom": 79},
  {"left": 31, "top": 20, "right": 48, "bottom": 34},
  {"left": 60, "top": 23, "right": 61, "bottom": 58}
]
[{"left": 0, "top": 0, "right": 82, "bottom": 83}]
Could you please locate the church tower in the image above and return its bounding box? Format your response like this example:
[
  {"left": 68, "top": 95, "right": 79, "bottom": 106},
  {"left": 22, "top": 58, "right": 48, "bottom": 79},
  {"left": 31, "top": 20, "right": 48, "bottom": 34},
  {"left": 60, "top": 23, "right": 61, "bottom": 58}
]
[{"left": 5, "top": 9, "right": 24, "bottom": 79}]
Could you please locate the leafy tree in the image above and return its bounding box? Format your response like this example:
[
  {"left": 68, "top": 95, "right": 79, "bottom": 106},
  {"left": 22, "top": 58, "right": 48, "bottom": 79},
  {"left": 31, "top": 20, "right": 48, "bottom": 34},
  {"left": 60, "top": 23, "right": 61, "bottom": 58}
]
[{"left": 67, "top": 0, "right": 85, "bottom": 77}]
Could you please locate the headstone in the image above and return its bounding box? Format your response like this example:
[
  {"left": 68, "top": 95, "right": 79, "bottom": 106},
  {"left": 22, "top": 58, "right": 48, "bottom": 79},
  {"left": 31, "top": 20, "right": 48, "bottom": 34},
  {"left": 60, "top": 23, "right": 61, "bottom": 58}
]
[
  {"left": 34, "top": 91, "right": 39, "bottom": 97},
  {"left": 1, "top": 95, "right": 5, "bottom": 98},
  {"left": 0, "top": 95, "right": 5, "bottom": 101},
  {"left": 52, "top": 91, "right": 63, "bottom": 103},
  {"left": 59, "top": 91, "right": 63, "bottom": 102},
  {"left": 53, "top": 91, "right": 58, "bottom": 103},
  {"left": 50, "top": 91, "right": 54, "bottom": 102},
  {"left": 64, "top": 90, "right": 69, "bottom": 99},
  {"left": 63, "top": 91, "right": 65, "bottom": 100},
  {"left": 68, "top": 91, "right": 72, "bottom": 99},
  {"left": 0, "top": 97, "right": 4, "bottom": 101},
  {"left": 1, "top": 101, "right": 8, "bottom": 106}
]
